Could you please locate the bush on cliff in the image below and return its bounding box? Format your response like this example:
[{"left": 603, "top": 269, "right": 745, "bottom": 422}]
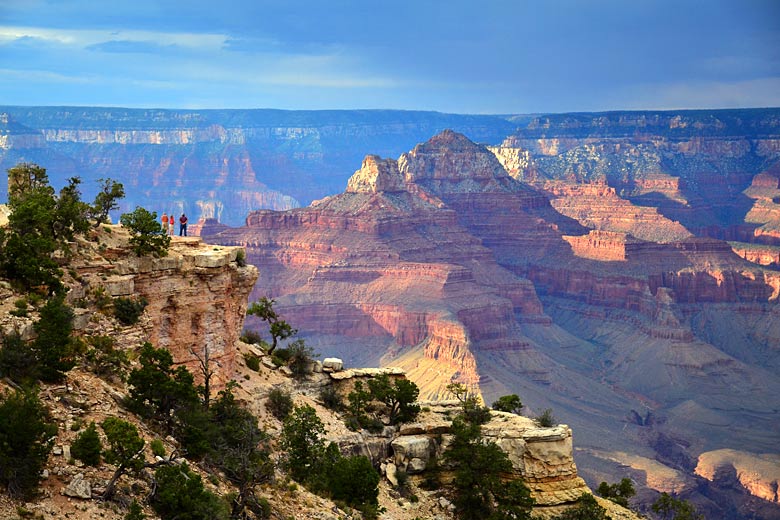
[
  {"left": 151, "top": 462, "right": 229, "bottom": 520},
  {"left": 267, "top": 387, "right": 294, "bottom": 420},
  {"left": 113, "top": 296, "right": 148, "bottom": 326},
  {"left": 492, "top": 394, "right": 523, "bottom": 415},
  {"left": 444, "top": 386, "right": 534, "bottom": 520},
  {"left": 70, "top": 421, "right": 103, "bottom": 466},
  {"left": 126, "top": 342, "right": 201, "bottom": 431},
  {"left": 597, "top": 477, "right": 635, "bottom": 507},
  {"left": 367, "top": 374, "right": 420, "bottom": 424},
  {"left": 0, "top": 386, "right": 57, "bottom": 499},
  {"left": 0, "top": 331, "right": 38, "bottom": 385},
  {"left": 652, "top": 492, "right": 704, "bottom": 520},
  {"left": 119, "top": 206, "right": 170, "bottom": 257},
  {"left": 33, "top": 293, "right": 80, "bottom": 383},
  {"left": 280, "top": 403, "right": 380, "bottom": 517}
]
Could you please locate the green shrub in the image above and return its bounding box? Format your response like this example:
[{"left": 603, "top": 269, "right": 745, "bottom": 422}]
[
  {"left": 445, "top": 413, "right": 535, "bottom": 519},
  {"left": 235, "top": 248, "right": 247, "bottom": 267},
  {"left": 243, "top": 352, "right": 261, "bottom": 372},
  {"left": 281, "top": 405, "right": 327, "bottom": 483},
  {"left": 597, "top": 478, "right": 635, "bottom": 507},
  {"left": 10, "top": 299, "right": 28, "bottom": 317},
  {"left": 0, "top": 331, "right": 38, "bottom": 385},
  {"left": 271, "top": 347, "right": 292, "bottom": 367},
  {"left": 552, "top": 493, "right": 608, "bottom": 520},
  {"left": 240, "top": 329, "right": 262, "bottom": 345},
  {"left": 151, "top": 463, "right": 229, "bottom": 520},
  {"left": 492, "top": 394, "right": 523, "bottom": 415},
  {"left": 367, "top": 375, "right": 420, "bottom": 424},
  {"left": 151, "top": 439, "right": 166, "bottom": 458},
  {"left": 120, "top": 207, "right": 170, "bottom": 257},
  {"left": 328, "top": 455, "right": 379, "bottom": 512},
  {"left": 652, "top": 492, "right": 704, "bottom": 520},
  {"left": 124, "top": 499, "right": 146, "bottom": 520},
  {"left": 0, "top": 387, "right": 57, "bottom": 499},
  {"left": 92, "top": 286, "right": 112, "bottom": 310},
  {"left": 113, "top": 296, "right": 148, "bottom": 326},
  {"left": 70, "top": 421, "right": 102, "bottom": 466},
  {"left": 286, "top": 339, "right": 316, "bottom": 379},
  {"left": 33, "top": 294, "right": 78, "bottom": 383},
  {"left": 319, "top": 386, "right": 343, "bottom": 411},
  {"left": 537, "top": 408, "right": 556, "bottom": 427},
  {"left": 267, "top": 388, "right": 294, "bottom": 420},
  {"left": 83, "top": 335, "right": 129, "bottom": 380}
]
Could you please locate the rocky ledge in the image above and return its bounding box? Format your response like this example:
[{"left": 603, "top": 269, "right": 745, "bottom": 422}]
[{"left": 39, "top": 226, "right": 256, "bottom": 388}]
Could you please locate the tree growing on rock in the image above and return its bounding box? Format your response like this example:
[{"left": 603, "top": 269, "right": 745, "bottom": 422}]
[
  {"left": 126, "top": 342, "right": 201, "bottom": 432},
  {"left": 0, "top": 386, "right": 57, "bottom": 499},
  {"left": 281, "top": 404, "right": 328, "bottom": 483},
  {"left": 652, "top": 492, "right": 704, "bottom": 520},
  {"left": 33, "top": 293, "right": 79, "bottom": 383},
  {"left": 70, "top": 421, "right": 102, "bottom": 466},
  {"left": 208, "top": 383, "right": 273, "bottom": 518},
  {"left": 597, "top": 477, "right": 635, "bottom": 507},
  {"left": 151, "top": 462, "right": 229, "bottom": 520},
  {"left": 246, "top": 297, "right": 296, "bottom": 354},
  {"left": 552, "top": 493, "right": 609, "bottom": 520},
  {"left": 101, "top": 417, "right": 146, "bottom": 500},
  {"left": 444, "top": 384, "right": 534, "bottom": 520},
  {"left": 367, "top": 374, "right": 420, "bottom": 424},
  {"left": 492, "top": 394, "right": 523, "bottom": 415},
  {"left": 90, "top": 177, "right": 125, "bottom": 225},
  {"left": 119, "top": 206, "right": 170, "bottom": 257}
]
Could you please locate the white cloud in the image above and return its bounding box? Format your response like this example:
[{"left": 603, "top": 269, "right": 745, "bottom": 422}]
[{"left": 0, "top": 25, "right": 227, "bottom": 50}]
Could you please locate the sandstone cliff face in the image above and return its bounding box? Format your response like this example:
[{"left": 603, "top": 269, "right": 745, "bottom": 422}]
[
  {"left": 63, "top": 227, "right": 258, "bottom": 387},
  {"left": 491, "top": 109, "right": 780, "bottom": 240}
]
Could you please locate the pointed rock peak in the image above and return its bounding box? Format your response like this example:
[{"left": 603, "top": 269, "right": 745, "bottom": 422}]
[
  {"left": 398, "top": 130, "right": 515, "bottom": 190},
  {"left": 346, "top": 154, "right": 406, "bottom": 193},
  {"left": 414, "top": 129, "right": 483, "bottom": 153}
]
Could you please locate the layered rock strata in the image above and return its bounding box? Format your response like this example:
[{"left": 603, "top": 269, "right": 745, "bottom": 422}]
[
  {"left": 64, "top": 228, "right": 257, "bottom": 387},
  {"left": 204, "top": 130, "right": 780, "bottom": 518}
]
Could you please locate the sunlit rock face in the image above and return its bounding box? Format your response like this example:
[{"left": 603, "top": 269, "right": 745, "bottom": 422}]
[{"left": 203, "top": 127, "right": 780, "bottom": 518}]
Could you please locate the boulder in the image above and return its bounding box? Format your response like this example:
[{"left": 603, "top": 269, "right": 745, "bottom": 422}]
[
  {"left": 322, "top": 358, "right": 344, "bottom": 371},
  {"left": 63, "top": 473, "right": 92, "bottom": 499}
]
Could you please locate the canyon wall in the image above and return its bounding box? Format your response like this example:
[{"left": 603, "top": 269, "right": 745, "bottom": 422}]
[
  {"left": 62, "top": 228, "right": 258, "bottom": 387},
  {"left": 204, "top": 128, "right": 780, "bottom": 519},
  {"left": 0, "top": 107, "right": 515, "bottom": 225}
]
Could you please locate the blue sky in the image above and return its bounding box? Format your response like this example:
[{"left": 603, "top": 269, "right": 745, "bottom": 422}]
[{"left": 1, "top": 0, "right": 778, "bottom": 113}]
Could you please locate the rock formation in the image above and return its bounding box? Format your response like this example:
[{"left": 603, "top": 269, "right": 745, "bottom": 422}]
[
  {"left": 0, "top": 226, "right": 258, "bottom": 389},
  {"left": 204, "top": 129, "right": 780, "bottom": 519}
]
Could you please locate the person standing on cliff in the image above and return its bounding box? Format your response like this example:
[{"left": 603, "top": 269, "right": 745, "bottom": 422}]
[
  {"left": 179, "top": 213, "right": 188, "bottom": 236},
  {"left": 161, "top": 212, "right": 169, "bottom": 233},
  {"left": 168, "top": 211, "right": 175, "bottom": 235}
]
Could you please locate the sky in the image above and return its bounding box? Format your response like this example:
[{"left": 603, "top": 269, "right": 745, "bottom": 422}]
[{"left": 1, "top": 0, "right": 779, "bottom": 114}]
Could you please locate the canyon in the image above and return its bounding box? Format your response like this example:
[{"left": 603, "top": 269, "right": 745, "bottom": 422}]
[
  {"left": 201, "top": 123, "right": 780, "bottom": 519},
  {"left": 3, "top": 106, "right": 780, "bottom": 518},
  {"left": 0, "top": 108, "right": 516, "bottom": 226}
]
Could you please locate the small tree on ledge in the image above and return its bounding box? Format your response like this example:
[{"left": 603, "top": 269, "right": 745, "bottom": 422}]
[
  {"left": 246, "top": 297, "right": 296, "bottom": 354},
  {"left": 120, "top": 206, "right": 170, "bottom": 257}
]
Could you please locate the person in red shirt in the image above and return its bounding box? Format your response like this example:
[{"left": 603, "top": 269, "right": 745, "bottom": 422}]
[{"left": 161, "top": 212, "right": 169, "bottom": 233}]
